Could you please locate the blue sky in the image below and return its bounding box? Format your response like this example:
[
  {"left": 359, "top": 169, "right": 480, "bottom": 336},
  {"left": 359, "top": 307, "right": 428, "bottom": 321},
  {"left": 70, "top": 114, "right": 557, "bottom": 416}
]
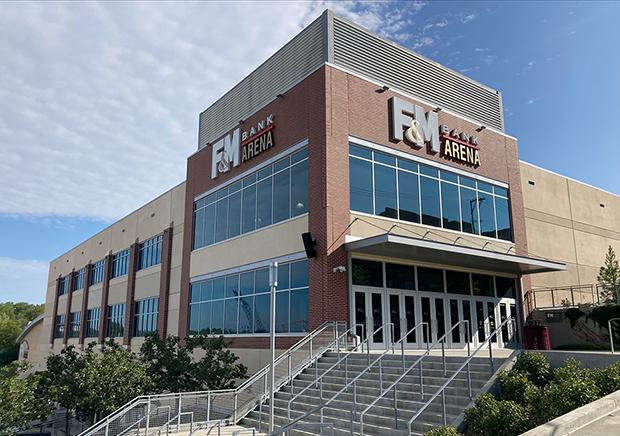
[{"left": 1, "top": 1, "right": 618, "bottom": 304}]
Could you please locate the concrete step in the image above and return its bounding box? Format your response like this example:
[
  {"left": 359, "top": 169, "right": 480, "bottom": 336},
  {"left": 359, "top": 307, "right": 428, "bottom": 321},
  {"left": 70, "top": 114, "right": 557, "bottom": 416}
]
[
  {"left": 314, "top": 357, "right": 502, "bottom": 374},
  {"left": 303, "top": 366, "right": 493, "bottom": 383}
]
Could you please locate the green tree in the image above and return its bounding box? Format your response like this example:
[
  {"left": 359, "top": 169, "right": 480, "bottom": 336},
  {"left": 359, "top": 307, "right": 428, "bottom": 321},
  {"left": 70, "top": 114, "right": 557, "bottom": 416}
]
[
  {"left": 0, "top": 362, "right": 52, "bottom": 435},
  {"left": 140, "top": 334, "right": 247, "bottom": 393},
  {"left": 598, "top": 245, "right": 620, "bottom": 302},
  {"left": 0, "top": 302, "right": 44, "bottom": 366}
]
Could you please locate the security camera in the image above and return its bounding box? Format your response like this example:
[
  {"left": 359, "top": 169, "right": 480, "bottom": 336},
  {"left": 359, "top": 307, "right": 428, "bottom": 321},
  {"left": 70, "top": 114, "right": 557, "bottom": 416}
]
[{"left": 332, "top": 265, "right": 347, "bottom": 273}]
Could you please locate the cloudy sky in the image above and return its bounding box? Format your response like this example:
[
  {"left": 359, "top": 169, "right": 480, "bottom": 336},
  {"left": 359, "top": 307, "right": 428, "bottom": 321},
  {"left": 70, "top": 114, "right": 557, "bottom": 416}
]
[{"left": 1, "top": 1, "right": 619, "bottom": 303}]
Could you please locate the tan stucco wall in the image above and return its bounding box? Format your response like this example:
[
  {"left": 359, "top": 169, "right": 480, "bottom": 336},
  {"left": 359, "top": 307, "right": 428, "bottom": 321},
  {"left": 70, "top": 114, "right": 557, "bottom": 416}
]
[
  {"left": 19, "top": 319, "right": 49, "bottom": 372},
  {"left": 189, "top": 215, "right": 308, "bottom": 278},
  {"left": 520, "top": 162, "right": 620, "bottom": 292}
]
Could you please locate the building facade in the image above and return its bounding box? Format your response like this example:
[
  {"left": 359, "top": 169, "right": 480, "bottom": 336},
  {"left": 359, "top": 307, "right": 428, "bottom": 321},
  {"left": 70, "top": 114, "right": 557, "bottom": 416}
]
[{"left": 21, "top": 11, "right": 618, "bottom": 372}]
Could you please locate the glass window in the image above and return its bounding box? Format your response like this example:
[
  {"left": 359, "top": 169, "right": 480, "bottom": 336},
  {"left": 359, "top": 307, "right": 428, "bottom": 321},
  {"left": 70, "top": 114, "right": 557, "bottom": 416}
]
[
  {"left": 240, "top": 271, "right": 254, "bottom": 296},
  {"left": 291, "top": 260, "right": 309, "bottom": 288},
  {"left": 110, "top": 249, "right": 130, "bottom": 279},
  {"left": 472, "top": 274, "right": 494, "bottom": 297},
  {"left": 226, "top": 275, "right": 239, "bottom": 298},
  {"left": 495, "top": 197, "right": 512, "bottom": 241},
  {"left": 496, "top": 277, "right": 516, "bottom": 299},
  {"left": 374, "top": 164, "right": 397, "bottom": 219},
  {"left": 54, "top": 314, "right": 65, "bottom": 339},
  {"left": 106, "top": 303, "right": 125, "bottom": 338},
  {"left": 277, "top": 263, "right": 290, "bottom": 290},
  {"left": 199, "top": 302, "right": 211, "bottom": 334},
  {"left": 189, "top": 304, "right": 200, "bottom": 335},
  {"left": 204, "top": 204, "right": 216, "bottom": 246},
  {"left": 290, "top": 288, "right": 309, "bottom": 333},
  {"left": 398, "top": 171, "right": 420, "bottom": 223},
  {"left": 90, "top": 260, "right": 105, "bottom": 286},
  {"left": 386, "top": 263, "right": 415, "bottom": 290},
  {"left": 441, "top": 182, "right": 461, "bottom": 231},
  {"left": 419, "top": 164, "right": 438, "bottom": 178},
  {"left": 238, "top": 296, "right": 253, "bottom": 334},
  {"left": 212, "top": 278, "right": 225, "bottom": 299},
  {"left": 228, "top": 191, "right": 242, "bottom": 238},
  {"left": 85, "top": 308, "right": 100, "bottom": 338},
  {"left": 441, "top": 171, "right": 458, "bottom": 183},
  {"left": 224, "top": 298, "right": 238, "bottom": 334},
  {"left": 349, "top": 157, "right": 373, "bottom": 214},
  {"left": 460, "top": 176, "right": 476, "bottom": 188},
  {"left": 420, "top": 176, "right": 441, "bottom": 227},
  {"left": 352, "top": 259, "right": 383, "bottom": 287},
  {"left": 256, "top": 178, "right": 273, "bottom": 229},
  {"left": 291, "top": 160, "right": 308, "bottom": 217},
  {"left": 255, "top": 268, "right": 270, "bottom": 293},
  {"left": 417, "top": 267, "right": 444, "bottom": 293},
  {"left": 73, "top": 269, "right": 85, "bottom": 291},
  {"left": 494, "top": 186, "right": 509, "bottom": 197},
  {"left": 275, "top": 291, "right": 289, "bottom": 333},
  {"left": 138, "top": 234, "right": 163, "bottom": 270},
  {"left": 478, "top": 191, "right": 496, "bottom": 238},
  {"left": 446, "top": 270, "right": 471, "bottom": 295},
  {"left": 273, "top": 168, "right": 291, "bottom": 223},
  {"left": 374, "top": 151, "right": 396, "bottom": 166},
  {"left": 211, "top": 300, "right": 224, "bottom": 334},
  {"left": 398, "top": 158, "right": 418, "bottom": 173},
  {"left": 215, "top": 198, "right": 228, "bottom": 243},
  {"left": 253, "top": 294, "right": 270, "bottom": 333},
  {"left": 350, "top": 144, "right": 372, "bottom": 159},
  {"left": 193, "top": 206, "right": 205, "bottom": 249},
  {"left": 134, "top": 297, "right": 158, "bottom": 337},
  {"left": 242, "top": 185, "right": 257, "bottom": 233},
  {"left": 460, "top": 187, "right": 479, "bottom": 234},
  {"left": 69, "top": 312, "right": 81, "bottom": 338}
]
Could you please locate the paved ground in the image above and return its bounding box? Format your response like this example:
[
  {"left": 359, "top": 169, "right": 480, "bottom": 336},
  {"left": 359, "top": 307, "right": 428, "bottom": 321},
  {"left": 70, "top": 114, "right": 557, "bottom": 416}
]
[{"left": 571, "top": 409, "right": 620, "bottom": 435}]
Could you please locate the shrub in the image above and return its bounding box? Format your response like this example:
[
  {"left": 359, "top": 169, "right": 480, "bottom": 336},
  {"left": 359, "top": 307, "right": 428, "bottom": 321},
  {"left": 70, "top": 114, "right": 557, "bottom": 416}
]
[
  {"left": 497, "top": 370, "right": 538, "bottom": 406},
  {"left": 425, "top": 426, "right": 463, "bottom": 436},
  {"left": 511, "top": 352, "right": 552, "bottom": 386},
  {"left": 464, "top": 393, "right": 531, "bottom": 436},
  {"left": 594, "top": 360, "right": 620, "bottom": 396}
]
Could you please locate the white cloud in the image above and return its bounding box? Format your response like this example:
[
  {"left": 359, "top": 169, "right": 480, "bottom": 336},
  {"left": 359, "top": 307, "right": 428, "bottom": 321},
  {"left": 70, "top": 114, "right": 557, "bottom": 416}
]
[
  {"left": 0, "top": 2, "right": 416, "bottom": 221},
  {"left": 0, "top": 257, "right": 49, "bottom": 304},
  {"left": 412, "top": 36, "right": 434, "bottom": 50},
  {"left": 461, "top": 13, "right": 477, "bottom": 23}
]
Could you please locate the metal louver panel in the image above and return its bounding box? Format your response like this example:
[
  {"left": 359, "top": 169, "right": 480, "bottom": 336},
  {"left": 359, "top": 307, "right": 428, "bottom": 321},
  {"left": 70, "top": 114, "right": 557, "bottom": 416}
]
[
  {"left": 332, "top": 17, "right": 504, "bottom": 131},
  {"left": 198, "top": 15, "right": 325, "bottom": 149}
]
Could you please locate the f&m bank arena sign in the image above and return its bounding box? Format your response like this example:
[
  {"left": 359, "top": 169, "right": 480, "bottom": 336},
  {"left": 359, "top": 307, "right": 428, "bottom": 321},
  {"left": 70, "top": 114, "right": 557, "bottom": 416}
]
[{"left": 390, "top": 97, "right": 480, "bottom": 167}]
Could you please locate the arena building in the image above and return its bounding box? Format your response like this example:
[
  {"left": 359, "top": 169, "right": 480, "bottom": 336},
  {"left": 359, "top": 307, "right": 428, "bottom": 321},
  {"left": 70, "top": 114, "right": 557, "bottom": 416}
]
[{"left": 20, "top": 11, "right": 620, "bottom": 373}]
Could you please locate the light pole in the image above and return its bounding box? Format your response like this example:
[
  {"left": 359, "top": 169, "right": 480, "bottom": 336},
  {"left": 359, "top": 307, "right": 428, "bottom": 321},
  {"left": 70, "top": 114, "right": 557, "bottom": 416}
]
[{"left": 269, "top": 261, "right": 278, "bottom": 432}]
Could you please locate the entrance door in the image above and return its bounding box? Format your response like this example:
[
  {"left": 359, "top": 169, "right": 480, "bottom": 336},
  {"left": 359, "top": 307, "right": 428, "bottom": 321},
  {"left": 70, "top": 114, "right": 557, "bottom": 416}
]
[
  {"left": 353, "top": 290, "right": 386, "bottom": 348},
  {"left": 419, "top": 295, "right": 447, "bottom": 346},
  {"left": 387, "top": 293, "right": 418, "bottom": 348}
]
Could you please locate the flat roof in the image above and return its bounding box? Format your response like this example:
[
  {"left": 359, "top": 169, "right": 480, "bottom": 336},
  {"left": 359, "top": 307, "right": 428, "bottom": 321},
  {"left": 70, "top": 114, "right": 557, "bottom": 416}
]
[{"left": 345, "top": 233, "right": 566, "bottom": 275}]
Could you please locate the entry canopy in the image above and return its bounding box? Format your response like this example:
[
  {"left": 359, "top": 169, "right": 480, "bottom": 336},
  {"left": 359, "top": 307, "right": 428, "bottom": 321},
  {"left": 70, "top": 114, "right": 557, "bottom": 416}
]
[{"left": 344, "top": 233, "right": 566, "bottom": 275}]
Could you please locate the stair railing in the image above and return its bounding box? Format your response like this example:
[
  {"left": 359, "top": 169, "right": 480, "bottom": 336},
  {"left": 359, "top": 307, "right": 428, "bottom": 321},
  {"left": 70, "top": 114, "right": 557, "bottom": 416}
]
[
  {"left": 359, "top": 320, "right": 470, "bottom": 435},
  {"left": 79, "top": 320, "right": 346, "bottom": 436},
  {"left": 286, "top": 322, "right": 397, "bottom": 420},
  {"left": 404, "top": 317, "right": 516, "bottom": 436},
  {"left": 281, "top": 321, "right": 429, "bottom": 433}
]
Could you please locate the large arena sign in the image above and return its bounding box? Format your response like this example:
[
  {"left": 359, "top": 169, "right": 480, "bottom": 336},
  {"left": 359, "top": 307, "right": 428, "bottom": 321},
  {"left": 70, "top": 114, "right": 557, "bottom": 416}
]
[
  {"left": 389, "top": 97, "right": 480, "bottom": 167},
  {"left": 211, "top": 115, "right": 275, "bottom": 179}
]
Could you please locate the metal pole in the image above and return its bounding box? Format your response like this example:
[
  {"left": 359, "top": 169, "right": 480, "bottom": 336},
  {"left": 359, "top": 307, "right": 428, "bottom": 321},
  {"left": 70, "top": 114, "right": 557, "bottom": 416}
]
[
  {"left": 269, "top": 261, "right": 278, "bottom": 433},
  {"left": 177, "top": 393, "right": 182, "bottom": 431},
  {"left": 207, "top": 392, "right": 211, "bottom": 424},
  {"left": 146, "top": 396, "right": 151, "bottom": 435}
]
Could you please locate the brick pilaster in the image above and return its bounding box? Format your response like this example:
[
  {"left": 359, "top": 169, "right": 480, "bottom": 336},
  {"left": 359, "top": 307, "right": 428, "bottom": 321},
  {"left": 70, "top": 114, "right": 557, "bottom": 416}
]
[
  {"left": 98, "top": 254, "right": 113, "bottom": 343},
  {"left": 62, "top": 269, "right": 75, "bottom": 345},
  {"left": 49, "top": 276, "right": 61, "bottom": 345},
  {"left": 157, "top": 225, "right": 174, "bottom": 339},
  {"left": 79, "top": 263, "right": 92, "bottom": 345},
  {"left": 123, "top": 243, "right": 139, "bottom": 345}
]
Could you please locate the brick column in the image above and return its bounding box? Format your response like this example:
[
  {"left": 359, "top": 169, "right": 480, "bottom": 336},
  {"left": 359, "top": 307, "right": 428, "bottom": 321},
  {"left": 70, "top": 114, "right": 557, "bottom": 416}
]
[
  {"left": 157, "top": 225, "right": 174, "bottom": 339},
  {"left": 49, "top": 276, "right": 61, "bottom": 345},
  {"left": 123, "top": 243, "right": 139, "bottom": 345},
  {"left": 62, "top": 269, "right": 75, "bottom": 345},
  {"left": 79, "top": 263, "right": 92, "bottom": 346},
  {"left": 98, "top": 254, "right": 113, "bottom": 343}
]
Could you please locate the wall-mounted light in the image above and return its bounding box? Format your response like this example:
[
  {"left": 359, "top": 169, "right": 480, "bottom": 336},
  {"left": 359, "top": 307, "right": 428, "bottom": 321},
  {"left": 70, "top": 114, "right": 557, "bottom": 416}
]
[
  {"left": 238, "top": 119, "right": 244, "bottom": 125},
  {"left": 332, "top": 265, "right": 346, "bottom": 273},
  {"left": 434, "top": 106, "right": 442, "bottom": 112},
  {"left": 476, "top": 125, "right": 487, "bottom": 132},
  {"left": 276, "top": 93, "right": 284, "bottom": 99}
]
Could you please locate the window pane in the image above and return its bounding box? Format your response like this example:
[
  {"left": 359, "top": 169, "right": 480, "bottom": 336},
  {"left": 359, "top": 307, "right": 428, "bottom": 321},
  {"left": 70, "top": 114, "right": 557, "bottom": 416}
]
[
  {"left": 242, "top": 185, "right": 257, "bottom": 233},
  {"left": 228, "top": 191, "right": 242, "bottom": 238},
  {"left": 495, "top": 197, "right": 512, "bottom": 241},
  {"left": 291, "top": 148, "right": 308, "bottom": 163},
  {"left": 478, "top": 181, "right": 493, "bottom": 193},
  {"left": 386, "top": 263, "right": 414, "bottom": 290},
  {"left": 291, "top": 160, "right": 308, "bottom": 217},
  {"left": 417, "top": 267, "right": 444, "bottom": 292},
  {"left": 255, "top": 268, "right": 269, "bottom": 293},
  {"left": 211, "top": 301, "right": 224, "bottom": 334},
  {"left": 226, "top": 275, "right": 239, "bottom": 298},
  {"left": 374, "top": 164, "right": 397, "bottom": 219},
  {"left": 275, "top": 291, "right": 289, "bottom": 333},
  {"left": 215, "top": 198, "right": 228, "bottom": 243},
  {"left": 349, "top": 157, "right": 373, "bottom": 214},
  {"left": 201, "top": 280, "right": 212, "bottom": 301},
  {"left": 374, "top": 151, "right": 395, "bottom": 166},
  {"left": 191, "top": 283, "right": 201, "bottom": 303},
  {"left": 398, "top": 158, "right": 418, "bottom": 173},
  {"left": 199, "top": 302, "right": 211, "bottom": 334},
  {"left": 460, "top": 187, "right": 479, "bottom": 234},
  {"left": 472, "top": 274, "right": 494, "bottom": 297},
  {"left": 238, "top": 296, "right": 253, "bottom": 334},
  {"left": 494, "top": 186, "right": 508, "bottom": 197},
  {"left": 240, "top": 272, "right": 254, "bottom": 296},
  {"left": 420, "top": 176, "right": 441, "bottom": 227},
  {"left": 350, "top": 144, "right": 372, "bottom": 159},
  {"left": 441, "top": 182, "right": 460, "bottom": 231},
  {"left": 351, "top": 259, "right": 382, "bottom": 287},
  {"left": 496, "top": 276, "right": 516, "bottom": 299},
  {"left": 441, "top": 171, "right": 458, "bottom": 183},
  {"left": 254, "top": 294, "right": 270, "bottom": 333},
  {"left": 277, "top": 263, "right": 290, "bottom": 290},
  {"left": 224, "top": 299, "right": 238, "bottom": 334},
  {"left": 257, "top": 178, "right": 273, "bottom": 229},
  {"left": 398, "top": 171, "right": 420, "bottom": 223},
  {"left": 290, "top": 289, "right": 308, "bottom": 332},
  {"left": 212, "top": 278, "right": 225, "bottom": 299},
  {"left": 478, "top": 191, "right": 496, "bottom": 238},
  {"left": 290, "top": 260, "right": 309, "bottom": 288},
  {"left": 274, "top": 157, "right": 290, "bottom": 172},
  {"left": 273, "top": 168, "right": 291, "bottom": 223},
  {"left": 204, "top": 204, "right": 216, "bottom": 246},
  {"left": 446, "top": 270, "right": 471, "bottom": 295},
  {"left": 460, "top": 176, "right": 476, "bottom": 188},
  {"left": 419, "top": 164, "right": 438, "bottom": 178}
]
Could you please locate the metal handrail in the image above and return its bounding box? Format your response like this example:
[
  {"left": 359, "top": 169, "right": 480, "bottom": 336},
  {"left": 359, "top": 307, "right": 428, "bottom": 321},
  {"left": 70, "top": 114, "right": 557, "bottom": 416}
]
[
  {"left": 155, "top": 411, "right": 193, "bottom": 436},
  {"left": 405, "top": 317, "right": 516, "bottom": 435},
  {"left": 282, "top": 321, "right": 429, "bottom": 432},
  {"left": 79, "top": 321, "right": 345, "bottom": 436},
  {"left": 117, "top": 415, "right": 147, "bottom": 436},
  {"left": 359, "top": 320, "right": 470, "bottom": 434},
  {"left": 286, "top": 322, "right": 395, "bottom": 420},
  {"left": 609, "top": 318, "right": 620, "bottom": 354}
]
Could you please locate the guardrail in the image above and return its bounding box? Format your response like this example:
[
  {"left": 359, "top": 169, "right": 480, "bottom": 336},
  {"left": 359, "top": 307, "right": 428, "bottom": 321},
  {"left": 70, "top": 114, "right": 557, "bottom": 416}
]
[
  {"left": 525, "top": 284, "right": 607, "bottom": 311},
  {"left": 79, "top": 321, "right": 347, "bottom": 436}
]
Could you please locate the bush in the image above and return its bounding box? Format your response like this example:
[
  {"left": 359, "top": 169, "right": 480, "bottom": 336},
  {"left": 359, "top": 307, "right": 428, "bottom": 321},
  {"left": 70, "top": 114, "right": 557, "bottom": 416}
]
[
  {"left": 497, "top": 370, "right": 538, "bottom": 406},
  {"left": 464, "top": 394, "right": 531, "bottom": 436},
  {"left": 595, "top": 361, "right": 620, "bottom": 395},
  {"left": 511, "top": 352, "right": 552, "bottom": 386},
  {"left": 425, "top": 426, "right": 463, "bottom": 436}
]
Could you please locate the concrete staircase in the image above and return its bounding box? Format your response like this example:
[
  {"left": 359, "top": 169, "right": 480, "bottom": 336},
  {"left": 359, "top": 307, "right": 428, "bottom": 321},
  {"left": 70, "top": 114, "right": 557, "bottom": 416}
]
[{"left": 241, "top": 351, "right": 509, "bottom": 435}]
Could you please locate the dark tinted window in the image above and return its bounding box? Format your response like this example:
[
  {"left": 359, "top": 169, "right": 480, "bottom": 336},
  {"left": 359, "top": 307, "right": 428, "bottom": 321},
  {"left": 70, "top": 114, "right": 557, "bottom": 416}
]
[
  {"left": 349, "top": 157, "right": 373, "bottom": 214},
  {"left": 420, "top": 176, "right": 441, "bottom": 227},
  {"left": 386, "top": 263, "right": 415, "bottom": 290},
  {"left": 441, "top": 182, "right": 461, "bottom": 231},
  {"left": 417, "top": 267, "right": 444, "bottom": 293},
  {"left": 374, "top": 164, "right": 397, "bottom": 218},
  {"left": 472, "top": 274, "right": 494, "bottom": 297},
  {"left": 446, "top": 270, "right": 471, "bottom": 295},
  {"left": 352, "top": 259, "right": 383, "bottom": 287},
  {"left": 398, "top": 171, "right": 420, "bottom": 223}
]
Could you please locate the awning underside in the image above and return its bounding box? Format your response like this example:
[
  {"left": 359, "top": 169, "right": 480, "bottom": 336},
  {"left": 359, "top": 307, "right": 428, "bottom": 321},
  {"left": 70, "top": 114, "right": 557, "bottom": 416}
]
[{"left": 345, "top": 234, "right": 566, "bottom": 275}]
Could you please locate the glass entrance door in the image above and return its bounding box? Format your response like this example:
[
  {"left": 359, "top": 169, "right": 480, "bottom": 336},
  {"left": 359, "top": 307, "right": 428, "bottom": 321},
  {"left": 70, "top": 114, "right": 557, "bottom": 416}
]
[
  {"left": 387, "top": 292, "right": 418, "bottom": 348},
  {"left": 353, "top": 289, "right": 386, "bottom": 348},
  {"left": 419, "top": 295, "right": 447, "bottom": 346}
]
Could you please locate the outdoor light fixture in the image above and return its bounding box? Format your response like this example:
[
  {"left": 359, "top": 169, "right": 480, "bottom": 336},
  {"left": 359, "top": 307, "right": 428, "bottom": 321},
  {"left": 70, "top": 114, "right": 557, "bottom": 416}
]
[
  {"left": 476, "top": 125, "right": 486, "bottom": 132},
  {"left": 434, "top": 106, "right": 442, "bottom": 112},
  {"left": 302, "top": 232, "right": 317, "bottom": 258},
  {"left": 332, "top": 265, "right": 346, "bottom": 273}
]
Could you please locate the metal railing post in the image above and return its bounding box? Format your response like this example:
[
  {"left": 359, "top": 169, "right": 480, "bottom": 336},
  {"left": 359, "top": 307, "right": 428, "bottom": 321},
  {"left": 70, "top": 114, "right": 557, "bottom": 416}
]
[
  {"left": 145, "top": 396, "right": 151, "bottom": 435},
  {"left": 608, "top": 318, "right": 620, "bottom": 354},
  {"left": 177, "top": 393, "right": 182, "bottom": 432},
  {"left": 233, "top": 392, "right": 238, "bottom": 423},
  {"left": 441, "top": 338, "right": 446, "bottom": 377},
  {"left": 442, "top": 390, "right": 447, "bottom": 426},
  {"left": 489, "top": 333, "right": 494, "bottom": 375},
  {"left": 393, "top": 385, "right": 398, "bottom": 428},
  {"left": 207, "top": 392, "right": 211, "bottom": 424}
]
